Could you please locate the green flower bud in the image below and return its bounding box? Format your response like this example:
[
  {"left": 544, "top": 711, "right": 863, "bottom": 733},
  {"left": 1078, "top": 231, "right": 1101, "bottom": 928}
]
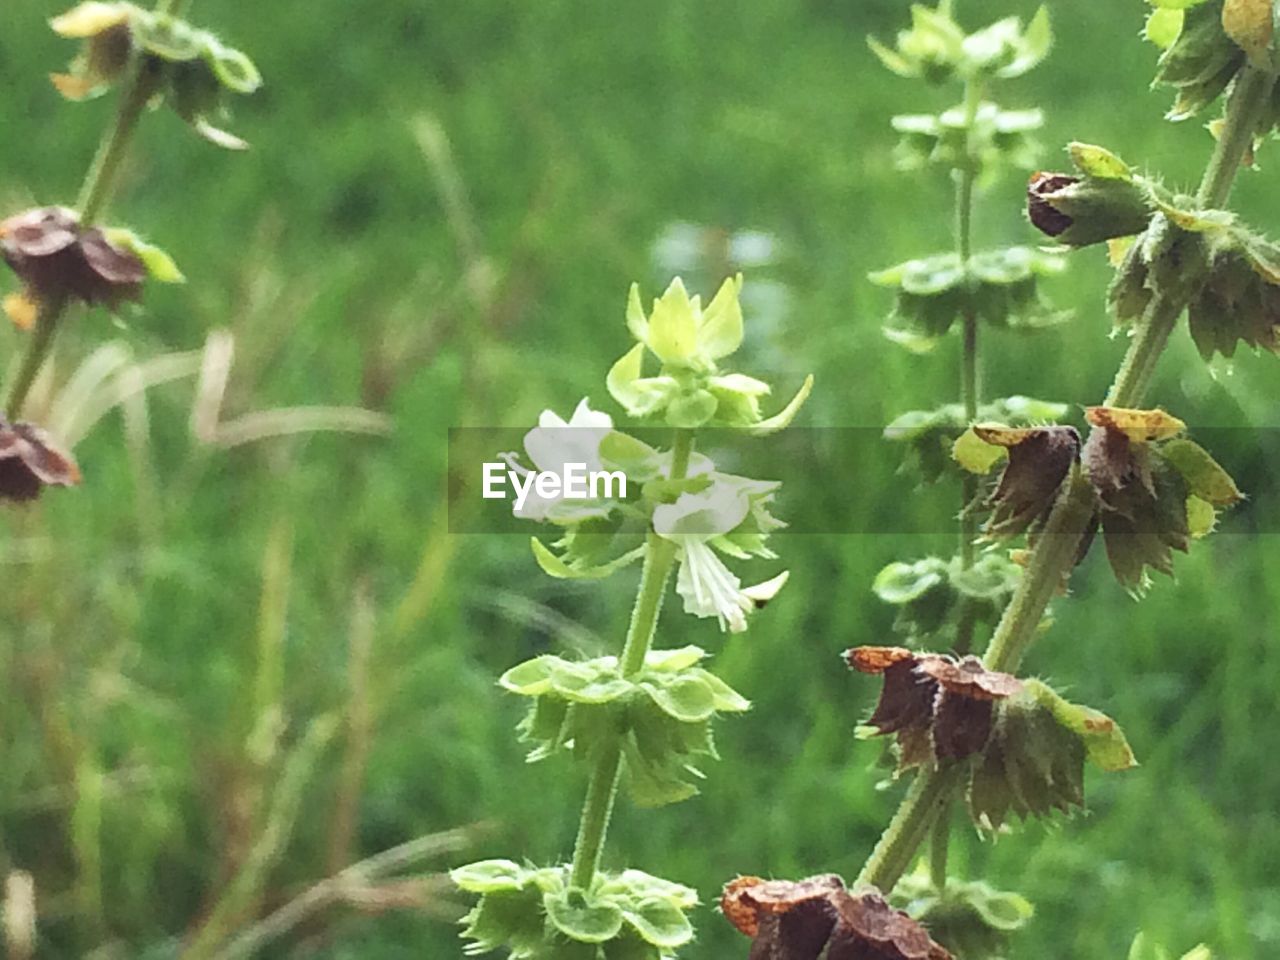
[{"left": 50, "top": 3, "right": 262, "bottom": 149}]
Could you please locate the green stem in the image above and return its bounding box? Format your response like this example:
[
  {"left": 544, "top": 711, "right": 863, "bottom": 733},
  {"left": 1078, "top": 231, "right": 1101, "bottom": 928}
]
[
  {"left": 934, "top": 77, "right": 983, "bottom": 888},
  {"left": 568, "top": 430, "right": 694, "bottom": 890},
  {"left": 859, "top": 62, "right": 1278, "bottom": 897},
  {"left": 6, "top": 54, "right": 156, "bottom": 415},
  {"left": 856, "top": 762, "right": 966, "bottom": 891}
]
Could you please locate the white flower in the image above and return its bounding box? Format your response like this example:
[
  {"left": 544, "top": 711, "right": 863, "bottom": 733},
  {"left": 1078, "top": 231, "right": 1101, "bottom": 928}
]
[
  {"left": 654, "top": 486, "right": 788, "bottom": 633},
  {"left": 502, "top": 399, "right": 616, "bottom": 523}
]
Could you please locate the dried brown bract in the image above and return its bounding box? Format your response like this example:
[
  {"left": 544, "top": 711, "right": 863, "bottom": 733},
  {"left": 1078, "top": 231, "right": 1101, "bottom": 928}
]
[
  {"left": 974, "top": 425, "right": 1081, "bottom": 537},
  {"left": 0, "top": 419, "right": 81, "bottom": 502},
  {"left": 722, "top": 875, "right": 953, "bottom": 960},
  {"left": 0, "top": 206, "right": 145, "bottom": 311},
  {"left": 845, "top": 647, "right": 1023, "bottom": 764}
]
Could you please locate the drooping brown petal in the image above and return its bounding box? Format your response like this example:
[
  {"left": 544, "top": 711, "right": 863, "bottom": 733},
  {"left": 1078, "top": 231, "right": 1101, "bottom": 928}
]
[
  {"left": 723, "top": 877, "right": 952, "bottom": 960},
  {"left": 845, "top": 647, "right": 937, "bottom": 739},
  {"left": 976, "top": 425, "right": 1080, "bottom": 537},
  {"left": 0, "top": 420, "right": 82, "bottom": 502},
  {"left": 843, "top": 645, "right": 916, "bottom": 674},
  {"left": 827, "top": 889, "right": 952, "bottom": 960},
  {"left": 915, "top": 656, "right": 1023, "bottom": 701},
  {"left": 932, "top": 692, "right": 996, "bottom": 760},
  {"left": 918, "top": 656, "right": 1021, "bottom": 760}
]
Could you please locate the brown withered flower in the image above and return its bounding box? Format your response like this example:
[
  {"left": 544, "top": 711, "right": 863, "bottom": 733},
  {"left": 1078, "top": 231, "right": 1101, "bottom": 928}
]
[
  {"left": 0, "top": 418, "right": 81, "bottom": 502},
  {"left": 1027, "top": 173, "right": 1077, "bottom": 238},
  {"left": 0, "top": 207, "right": 145, "bottom": 312},
  {"left": 974, "top": 425, "right": 1080, "bottom": 538},
  {"left": 722, "top": 874, "right": 953, "bottom": 960},
  {"left": 846, "top": 646, "right": 1023, "bottom": 764}
]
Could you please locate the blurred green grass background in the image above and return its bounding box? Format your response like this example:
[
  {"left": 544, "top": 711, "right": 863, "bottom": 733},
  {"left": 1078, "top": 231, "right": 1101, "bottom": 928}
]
[{"left": 2, "top": 0, "right": 1280, "bottom": 956}]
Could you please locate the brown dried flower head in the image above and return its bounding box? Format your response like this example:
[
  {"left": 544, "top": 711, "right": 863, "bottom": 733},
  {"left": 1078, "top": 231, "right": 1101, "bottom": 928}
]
[
  {"left": 722, "top": 874, "right": 953, "bottom": 960},
  {"left": 0, "top": 418, "right": 81, "bottom": 502},
  {"left": 974, "top": 424, "right": 1081, "bottom": 537},
  {"left": 845, "top": 646, "right": 1023, "bottom": 763},
  {"left": 0, "top": 206, "right": 145, "bottom": 312}
]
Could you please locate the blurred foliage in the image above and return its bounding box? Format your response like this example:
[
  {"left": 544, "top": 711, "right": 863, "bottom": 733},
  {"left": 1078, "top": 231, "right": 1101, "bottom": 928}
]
[{"left": 1, "top": 0, "right": 1279, "bottom": 957}]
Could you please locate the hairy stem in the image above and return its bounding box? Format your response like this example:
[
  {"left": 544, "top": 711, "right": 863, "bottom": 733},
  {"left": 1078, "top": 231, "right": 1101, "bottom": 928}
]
[
  {"left": 569, "top": 430, "right": 694, "bottom": 890},
  {"left": 859, "top": 62, "right": 1278, "bottom": 896},
  {"left": 934, "top": 75, "right": 984, "bottom": 889}
]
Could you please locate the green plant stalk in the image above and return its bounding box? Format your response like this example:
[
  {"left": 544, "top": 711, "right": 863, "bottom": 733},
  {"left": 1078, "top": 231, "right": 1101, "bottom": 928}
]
[
  {"left": 932, "top": 74, "right": 984, "bottom": 892},
  {"left": 568, "top": 430, "right": 694, "bottom": 890},
  {"left": 858, "top": 62, "right": 1278, "bottom": 896},
  {"left": 5, "top": 18, "right": 165, "bottom": 416}
]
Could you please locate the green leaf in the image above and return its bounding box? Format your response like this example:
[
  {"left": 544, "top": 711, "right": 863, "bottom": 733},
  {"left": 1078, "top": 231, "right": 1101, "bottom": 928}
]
[
  {"left": 868, "top": 36, "right": 919, "bottom": 77},
  {"left": 643, "top": 646, "right": 706, "bottom": 673},
  {"left": 101, "top": 229, "right": 185, "bottom": 283},
  {"left": 451, "top": 859, "right": 529, "bottom": 893},
  {"left": 873, "top": 557, "right": 948, "bottom": 604},
  {"left": 1069, "top": 141, "right": 1133, "bottom": 180},
  {"left": 607, "top": 343, "right": 674, "bottom": 418},
  {"left": 531, "top": 538, "right": 645, "bottom": 580},
  {"left": 1160, "top": 438, "right": 1244, "bottom": 505},
  {"left": 698, "top": 273, "right": 744, "bottom": 361},
  {"left": 620, "top": 897, "right": 695, "bottom": 949},
  {"left": 743, "top": 374, "right": 813, "bottom": 436},
  {"left": 459, "top": 890, "right": 547, "bottom": 956},
  {"left": 1186, "top": 494, "right": 1218, "bottom": 538},
  {"left": 665, "top": 388, "right": 718, "bottom": 429},
  {"left": 953, "top": 426, "right": 1007, "bottom": 474},
  {"left": 640, "top": 675, "right": 718, "bottom": 723},
  {"left": 499, "top": 657, "right": 558, "bottom": 697},
  {"left": 205, "top": 39, "right": 262, "bottom": 93},
  {"left": 598, "top": 430, "right": 662, "bottom": 481},
  {"left": 544, "top": 888, "right": 624, "bottom": 944},
  {"left": 1146, "top": 7, "right": 1185, "bottom": 48},
  {"left": 1027, "top": 680, "right": 1138, "bottom": 771},
  {"left": 999, "top": 5, "right": 1052, "bottom": 78}
]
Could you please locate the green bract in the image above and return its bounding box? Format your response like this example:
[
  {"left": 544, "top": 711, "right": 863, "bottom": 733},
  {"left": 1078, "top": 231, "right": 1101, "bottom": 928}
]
[
  {"left": 1151, "top": 1, "right": 1244, "bottom": 120},
  {"left": 874, "top": 552, "right": 1022, "bottom": 643},
  {"left": 1128, "top": 932, "right": 1213, "bottom": 960},
  {"left": 52, "top": 1, "right": 262, "bottom": 149},
  {"left": 891, "top": 103, "right": 1042, "bottom": 174},
  {"left": 1027, "top": 143, "right": 1156, "bottom": 248},
  {"left": 968, "top": 679, "right": 1136, "bottom": 832},
  {"left": 607, "top": 275, "right": 812, "bottom": 432},
  {"left": 869, "top": 2, "right": 1051, "bottom": 85},
  {"left": 452, "top": 861, "right": 697, "bottom": 959},
  {"left": 500, "top": 647, "right": 750, "bottom": 807},
  {"left": 884, "top": 394, "right": 1069, "bottom": 484},
  {"left": 1082, "top": 410, "right": 1243, "bottom": 594},
  {"left": 895, "top": 869, "right": 1034, "bottom": 960},
  {"left": 871, "top": 246, "right": 1067, "bottom": 353}
]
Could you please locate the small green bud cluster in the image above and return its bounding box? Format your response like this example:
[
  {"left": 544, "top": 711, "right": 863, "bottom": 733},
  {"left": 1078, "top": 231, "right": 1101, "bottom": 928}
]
[
  {"left": 869, "top": 2, "right": 1052, "bottom": 87},
  {"left": 871, "top": 246, "right": 1067, "bottom": 353},
  {"left": 457, "top": 276, "right": 813, "bottom": 958},
  {"left": 52, "top": 2, "right": 262, "bottom": 149},
  {"left": 453, "top": 861, "right": 698, "bottom": 960},
  {"left": 500, "top": 647, "right": 749, "bottom": 808}
]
